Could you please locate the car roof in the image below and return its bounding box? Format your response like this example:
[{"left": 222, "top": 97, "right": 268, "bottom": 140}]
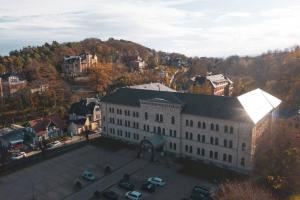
[
  {"left": 152, "top": 177, "right": 162, "bottom": 181},
  {"left": 131, "top": 191, "right": 141, "bottom": 196}
]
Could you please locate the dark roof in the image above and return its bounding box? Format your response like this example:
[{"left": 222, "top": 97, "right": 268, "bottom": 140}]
[
  {"left": 69, "top": 118, "right": 87, "bottom": 126},
  {"left": 101, "top": 88, "right": 252, "bottom": 123},
  {"left": 69, "top": 100, "right": 96, "bottom": 115},
  {"left": 279, "top": 107, "right": 300, "bottom": 119},
  {"left": 29, "top": 116, "right": 65, "bottom": 136}
]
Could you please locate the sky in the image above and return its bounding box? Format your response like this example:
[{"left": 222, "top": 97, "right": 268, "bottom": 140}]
[{"left": 0, "top": 0, "right": 300, "bottom": 57}]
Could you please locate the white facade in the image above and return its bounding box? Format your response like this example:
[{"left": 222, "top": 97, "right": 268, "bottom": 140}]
[{"left": 100, "top": 88, "right": 280, "bottom": 173}]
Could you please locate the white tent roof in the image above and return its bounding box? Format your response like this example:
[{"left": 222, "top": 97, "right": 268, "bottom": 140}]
[{"left": 237, "top": 88, "right": 281, "bottom": 124}]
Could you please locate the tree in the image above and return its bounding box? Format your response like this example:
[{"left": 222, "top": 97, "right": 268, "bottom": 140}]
[{"left": 215, "top": 180, "right": 277, "bottom": 200}]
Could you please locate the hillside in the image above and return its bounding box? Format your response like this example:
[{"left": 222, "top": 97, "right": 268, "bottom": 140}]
[{"left": 0, "top": 38, "right": 300, "bottom": 109}]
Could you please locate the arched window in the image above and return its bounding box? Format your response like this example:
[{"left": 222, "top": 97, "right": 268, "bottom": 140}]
[
  {"left": 215, "top": 138, "right": 219, "bottom": 145},
  {"left": 241, "top": 158, "right": 245, "bottom": 166},
  {"left": 190, "top": 120, "right": 193, "bottom": 127},
  {"left": 198, "top": 121, "right": 201, "bottom": 128},
  {"left": 230, "top": 126, "right": 234, "bottom": 134},
  {"left": 223, "top": 154, "right": 227, "bottom": 161},
  {"left": 189, "top": 133, "right": 193, "bottom": 140},
  {"left": 209, "top": 150, "right": 213, "bottom": 158},
  {"left": 202, "top": 122, "right": 206, "bottom": 129},
  {"left": 224, "top": 139, "right": 227, "bottom": 147},
  {"left": 242, "top": 143, "right": 246, "bottom": 151},
  {"left": 197, "top": 134, "right": 201, "bottom": 141},
  {"left": 189, "top": 146, "right": 193, "bottom": 153},
  {"left": 216, "top": 124, "right": 219, "bottom": 131}
]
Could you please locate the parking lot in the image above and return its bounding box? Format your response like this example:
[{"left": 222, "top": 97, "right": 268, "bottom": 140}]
[{"left": 0, "top": 144, "right": 216, "bottom": 200}]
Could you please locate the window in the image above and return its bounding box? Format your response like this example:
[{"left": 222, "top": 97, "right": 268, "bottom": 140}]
[
  {"left": 156, "top": 114, "right": 159, "bottom": 122},
  {"left": 189, "top": 133, "right": 193, "bottom": 140},
  {"left": 159, "top": 114, "right": 163, "bottom": 122},
  {"left": 145, "top": 112, "right": 148, "bottom": 120},
  {"left": 190, "top": 120, "right": 193, "bottom": 127},
  {"left": 186, "top": 119, "right": 189, "bottom": 126},
  {"left": 214, "top": 152, "right": 218, "bottom": 159},
  {"left": 197, "top": 148, "right": 200, "bottom": 155},
  {"left": 229, "top": 140, "right": 233, "bottom": 148},
  {"left": 169, "top": 130, "right": 172, "bottom": 137},
  {"left": 171, "top": 116, "right": 175, "bottom": 124},
  {"left": 198, "top": 121, "right": 201, "bottom": 128},
  {"left": 202, "top": 135, "right": 205, "bottom": 143},
  {"left": 197, "top": 134, "right": 200, "bottom": 141},
  {"left": 224, "top": 125, "right": 228, "bottom": 133},
  {"left": 136, "top": 112, "right": 139, "bottom": 118},
  {"left": 242, "top": 143, "right": 246, "bottom": 151},
  {"left": 202, "top": 122, "right": 206, "bottom": 129},
  {"left": 158, "top": 127, "right": 161, "bottom": 134},
  {"left": 153, "top": 126, "right": 156, "bottom": 133},
  {"left": 162, "top": 128, "right": 165, "bottom": 135},
  {"left": 228, "top": 155, "right": 232, "bottom": 163},
  {"left": 210, "top": 123, "right": 214, "bottom": 130},
  {"left": 143, "top": 125, "right": 146, "bottom": 131},
  {"left": 173, "top": 143, "right": 177, "bottom": 150},
  {"left": 209, "top": 151, "right": 213, "bottom": 158},
  {"left": 230, "top": 126, "right": 234, "bottom": 134},
  {"left": 185, "top": 145, "right": 188, "bottom": 152},
  {"left": 241, "top": 158, "right": 245, "bottom": 166},
  {"left": 189, "top": 146, "right": 193, "bottom": 153},
  {"left": 216, "top": 124, "right": 219, "bottom": 131},
  {"left": 201, "top": 149, "right": 205, "bottom": 156},
  {"left": 223, "top": 154, "right": 227, "bottom": 161},
  {"left": 174, "top": 131, "right": 177, "bottom": 138},
  {"left": 210, "top": 137, "right": 214, "bottom": 145},
  {"left": 224, "top": 139, "right": 227, "bottom": 147},
  {"left": 215, "top": 138, "right": 219, "bottom": 146},
  {"left": 185, "top": 132, "right": 189, "bottom": 139},
  {"left": 169, "top": 142, "right": 172, "bottom": 149}
]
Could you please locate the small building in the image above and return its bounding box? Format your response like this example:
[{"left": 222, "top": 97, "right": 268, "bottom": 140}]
[
  {"left": 62, "top": 53, "right": 98, "bottom": 78},
  {"left": 27, "top": 116, "right": 66, "bottom": 140},
  {"left": 68, "top": 118, "right": 90, "bottom": 136},
  {"left": 0, "top": 74, "right": 27, "bottom": 97},
  {"left": 68, "top": 98, "right": 101, "bottom": 133},
  {"left": 0, "top": 125, "right": 26, "bottom": 149},
  {"left": 277, "top": 107, "right": 300, "bottom": 140},
  {"left": 30, "top": 81, "right": 49, "bottom": 94},
  {"left": 189, "top": 73, "right": 233, "bottom": 96},
  {"left": 129, "top": 55, "right": 146, "bottom": 72}
]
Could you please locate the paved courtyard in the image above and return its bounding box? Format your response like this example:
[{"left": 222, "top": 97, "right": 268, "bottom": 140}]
[{"left": 0, "top": 144, "right": 215, "bottom": 200}]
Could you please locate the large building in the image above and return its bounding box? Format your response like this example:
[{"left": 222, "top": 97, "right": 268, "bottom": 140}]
[
  {"left": 62, "top": 53, "right": 98, "bottom": 78},
  {"left": 0, "top": 74, "right": 27, "bottom": 98},
  {"left": 100, "top": 88, "right": 281, "bottom": 173},
  {"left": 189, "top": 74, "right": 233, "bottom": 96}
]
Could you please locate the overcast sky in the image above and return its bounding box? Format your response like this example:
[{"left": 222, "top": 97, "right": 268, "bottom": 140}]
[{"left": 0, "top": 0, "right": 300, "bottom": 57}]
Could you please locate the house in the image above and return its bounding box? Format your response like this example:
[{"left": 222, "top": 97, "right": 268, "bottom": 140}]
[
  {"left": 127, "top": 83, "right": 176, "bottom": 92},
  {"left": 277, "top": 107, "right": 300, "bottom": 140},
  {"left": 68, "top": 118, "right": 90, "bottom": 136},
  {"left": 68, "top": 98, "right": 101, "bottom": 133},
  {"left": 0, "top": 125, "right": 25, "bottom": 149},
  {"left": 100, "top": 87, "right": 281, "bottom": 173},
  {"left": 129, "top": 55, "right": 146, "bottom": 72},
  {"left": 30, "top": 81, "right": 49, "bottom": 94},
  {"left": 62, "top": 53, "right": 98, "bottom": 78},
  {"left": 27, "top": 116, "right": 66, "bottom": 140},
  {"left": 189, "top": 73, "right": 233, "bottom": 96},
  {"left": 0, "top": 74, "right": 27, "bottom": 97}
]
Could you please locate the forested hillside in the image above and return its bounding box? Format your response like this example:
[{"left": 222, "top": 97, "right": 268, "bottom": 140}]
[{"left": 0, "top": 38, "right": 300, "bottom": 108}]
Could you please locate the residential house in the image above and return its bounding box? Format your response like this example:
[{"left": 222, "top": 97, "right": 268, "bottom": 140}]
[
  {"left": 0, "top": 74, "right": 27, "bottom": 97},
  {"left": 68, "top": 118, "right": 90, "bottom": 136},
  {"left": 129, "top": 55, "right": 146, "bottom": 72},
  {"left": 68, "top": 98, "right": 101, "bottom": 134},
  {"left": 0, "top": 125, "right": 25, "bottom": 149},
  {"left": 27, "top": 116, "right": 66, "bottom": 141},
  {"left": 189, "top": 73, "right": 233, "bottom": 96},
  {"left": 62, "top": 53, "right": 98, "bottom": 78}
]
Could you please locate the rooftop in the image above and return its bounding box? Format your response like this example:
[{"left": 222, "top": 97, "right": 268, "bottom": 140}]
[{"left": 127, "top": 83, "right": 176, "bottom": 92}]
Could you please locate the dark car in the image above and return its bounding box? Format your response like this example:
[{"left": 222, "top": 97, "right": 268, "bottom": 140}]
[
  {"left": 102, "top": 190, "right": 119, "bottom": 200},
  {"left": 191, "top": 185, "right": 214, "bottom": 200},
  {"left": 141, "top": 182, "right": 156, "bottom": 193},
  {"left": 118, "top": 180, "right": 135, "bottom": 190}
]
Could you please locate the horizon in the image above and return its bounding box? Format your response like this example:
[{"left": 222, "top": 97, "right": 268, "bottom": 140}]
[{"left": 1, "top": 0, "right": 300, "bottom": 57}]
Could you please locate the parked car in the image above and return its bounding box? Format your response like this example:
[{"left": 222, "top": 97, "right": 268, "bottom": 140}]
[
  {"left": 191, "top": 185, "right": 214, "bottom": 200},
  {"left": 118, "top": 180, "right": 135, "bottom": 190},
  {"left": 11, "top": 152, "right": 26, "bottom": 160},
  {"left": 147, "top": 177, "right": 166, "bottom": 186},
  {"left": 125, "top": 191, "right": 142, "bottom": 200},
  {"left": 102, "top": 190, "right": 119, "bottom": 200},
  {"left": 47, "top": 141, "right": 62, "bottom": 149},
  {"left": 82, "top": 170, "right": 96, "bottom": 181},
  {"left": 141, "top": 182, "right": 156, "bottom": 193}
]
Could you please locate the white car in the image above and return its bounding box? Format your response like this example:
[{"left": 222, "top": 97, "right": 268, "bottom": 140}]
[
  {"left": 11, "top": 152, "right": 27, "bottom": 160},
  {"left": 48, "top": 141, "right": 62, "bottom": 149},
  {"left": 125, "top": 191, "right": 142, "bottom": 200},
  {"left": 147, "top": 177, "right": 166, "bottom": 186}
]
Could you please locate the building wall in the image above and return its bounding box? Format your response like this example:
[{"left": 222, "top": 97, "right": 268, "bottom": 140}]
[{"left": 100, "top": 101, "right": 262, "bottom": 173}]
